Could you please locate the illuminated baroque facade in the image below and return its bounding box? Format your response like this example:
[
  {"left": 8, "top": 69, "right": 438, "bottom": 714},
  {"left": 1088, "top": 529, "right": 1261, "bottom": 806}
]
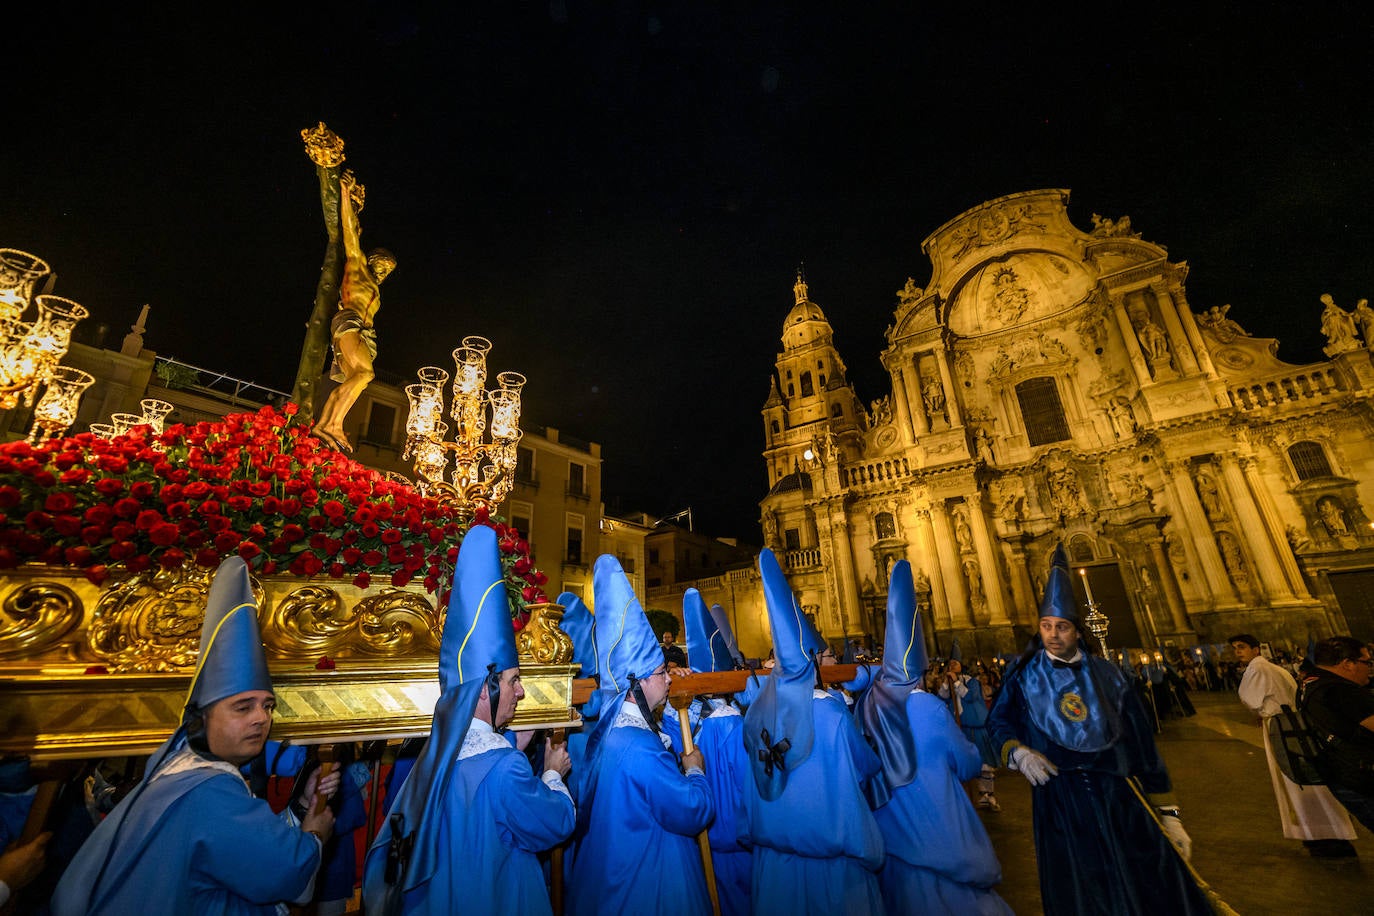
[{"left": 749, "top": 189, "right": 1374, "bottom": 656}]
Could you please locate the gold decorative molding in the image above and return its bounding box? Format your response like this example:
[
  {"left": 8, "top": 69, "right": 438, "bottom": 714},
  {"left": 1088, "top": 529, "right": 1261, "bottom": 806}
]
[
  {"left": 0, "top": 578, "right": 84, "bottom": 659},
  {"left": 516, "top": 602, "right": 574, "bottom": 665},
  {"left": 301, "top": 121, "right": 346, "bottom": 168},
  {"left": 262, "top": 584, "right": 441, "bottom": 659}
]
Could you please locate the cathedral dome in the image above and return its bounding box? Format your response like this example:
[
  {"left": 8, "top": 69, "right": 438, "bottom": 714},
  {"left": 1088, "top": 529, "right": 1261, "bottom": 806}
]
[{"left": 782, "top": 272, "right": 833, "bottom": 349}]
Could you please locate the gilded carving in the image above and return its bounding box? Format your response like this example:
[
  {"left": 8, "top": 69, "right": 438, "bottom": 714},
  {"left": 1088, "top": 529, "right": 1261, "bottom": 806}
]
[
  {"left": 516, "top": 603, "right": 575, "bottom": 665},
  {"left": 0, "top": 580, "right": 84, "bottom": 659},
  {"left": 87, "top": 566, "right": 218, "bottom": 672},
  {"left": 263, "top": 585, "right": 441, "bottom": 659},
  {"left": 946, "top": 203, "right": 1045, "bottom": 260}
]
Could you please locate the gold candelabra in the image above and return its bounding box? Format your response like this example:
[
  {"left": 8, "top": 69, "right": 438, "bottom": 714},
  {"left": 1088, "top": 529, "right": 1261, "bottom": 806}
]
[
  {"left": 0, "top": 248, "right": 90, "bottom": 415},
  {"left": 1078, "top": 567, "right": 1111, "bottom": 655},
  {"left": 404, "top": 336, "right": 525, "bottom": 513},
  {"left": 88, "top": 399, "right": 175, "bottom": 441}
]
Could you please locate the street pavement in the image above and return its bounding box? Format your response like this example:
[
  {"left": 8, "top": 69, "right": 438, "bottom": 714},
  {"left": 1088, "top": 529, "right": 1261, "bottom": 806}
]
[{"left": 978, "top": 690, "right": 1370, "bottom": 914}]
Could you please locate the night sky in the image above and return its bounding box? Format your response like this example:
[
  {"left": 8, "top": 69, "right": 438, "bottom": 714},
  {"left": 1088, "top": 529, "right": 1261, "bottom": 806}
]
[{"left": 7, "top": 3, "right": 1373, "bottom": 540}]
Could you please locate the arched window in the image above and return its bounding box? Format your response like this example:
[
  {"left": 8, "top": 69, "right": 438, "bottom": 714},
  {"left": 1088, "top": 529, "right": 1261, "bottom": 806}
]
[
  {"left": 1069, "top": 536, "right": 1094, "bottom": 563},
  {"left": 1015, "top": 377, "right": 1070, "bottom": 446},
  {"left": 770, "top": 420, "right": 780, "bottom": 434},
  {"left": 800, "top": 371, "right": 815, "bottom": 397},
  {"left": 1289, "top": 441, "right": 1334, "bottom": 480},
  {"left": 875, "top": 512, "right": 896, "bottom": 540},
  {"left": 831, "top": 402, "right": 844, "bottom": 418}
]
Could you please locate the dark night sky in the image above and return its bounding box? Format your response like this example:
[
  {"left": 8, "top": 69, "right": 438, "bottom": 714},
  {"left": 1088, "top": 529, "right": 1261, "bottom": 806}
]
[{"left": 6, "top": 3, "right": 1374, "bottom": 540}]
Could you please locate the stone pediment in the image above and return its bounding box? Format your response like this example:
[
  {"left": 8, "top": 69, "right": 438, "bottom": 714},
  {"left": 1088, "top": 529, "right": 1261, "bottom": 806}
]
[{"left": 921, "top": 189, "right": 1081, "bottom": 292}]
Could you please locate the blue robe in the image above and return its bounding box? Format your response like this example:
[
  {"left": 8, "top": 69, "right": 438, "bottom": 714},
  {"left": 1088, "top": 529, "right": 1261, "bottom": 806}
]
[
  {"left": 874, "top": 691, "right": 1011, "bottom": 915},
  {"left": 988, "top": 651, "right": 1212, "bottom": 915},
  {"left": 739, "top": 692, "right": 886, "bottom": 916},
  {"left": 568, "top": 707, "right": 714, "bottom": 916},
  {"left": 696, "top": 705, "right": 752, "bottom": 916},
  {"left": 52, "top": 747, "right": 320, "bottom": 915},
  {"left": 362, "top": 725, "right": 575, "bottom": 915}
]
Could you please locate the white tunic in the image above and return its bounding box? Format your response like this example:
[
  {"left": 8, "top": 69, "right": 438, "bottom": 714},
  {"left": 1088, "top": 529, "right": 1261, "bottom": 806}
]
[{"left": 1237, "top": 655, "right": 1355, "bottom": 840}]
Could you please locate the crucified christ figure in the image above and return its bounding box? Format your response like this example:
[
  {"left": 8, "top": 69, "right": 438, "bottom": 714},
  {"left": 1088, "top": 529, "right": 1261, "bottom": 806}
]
[{"left": 313, "top": 169, "right": 396, "bottom": 451}]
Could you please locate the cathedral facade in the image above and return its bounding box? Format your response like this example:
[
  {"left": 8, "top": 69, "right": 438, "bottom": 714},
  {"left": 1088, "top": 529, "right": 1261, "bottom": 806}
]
[{"left": 757, "top": 189, "right": 1374, "bottom": 658}]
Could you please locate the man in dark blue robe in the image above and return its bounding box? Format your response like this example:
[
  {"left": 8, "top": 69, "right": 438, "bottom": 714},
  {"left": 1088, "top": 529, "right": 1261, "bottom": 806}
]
[
  {"left": 52, "top": 557, "right": 339, "bottom": 915},
  {"left": 988, "top": 545, "right": 1220, "bottom": 915},
  {"left": 567, "top": 555, "right": 714, "bottom": 916},
  {"left": 362, "top": 525, "right": 575, "bottom": 915},
  {"left": 740, "top": 548, "right": 885, "bottom": 915}
]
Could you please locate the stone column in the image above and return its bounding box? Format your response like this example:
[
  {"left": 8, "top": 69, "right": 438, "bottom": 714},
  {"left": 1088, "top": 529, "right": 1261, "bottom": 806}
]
[
  {"left": 906, "top": 355, "right": 930, "bottom": 436},
  {"left": 966, "top": 493, "right": 1011, "bottom": 625},
  {"left": 912, "top": 506, "right": 953, "bottom": 630},
  {"left": 936, "top": 349, "right": 963, "bottom": 427},
  {"left": 1163, "top": 461, "right": 1237, "bottom": 606},
  {"left": 1002, "top": 539, "right": 1037, "bottom": 626},
  {"left": 1146, "top": 533, "right": 1194, "bottom": 636},
  {"left": 1217, "top": 455, "right": 1292, "bottom": 602},
  {"left": 929, "top": 500, "right": 973, "bottom": 627},
  {"left": 1172, "top": 286, "right": 1218, "bottom": 378},
  {"left": 1238, "top": 455, "right": 1313, "bottom": 600},
  {"left": 889, "top": 366, "right": 915, "bottom": 445},
  {"left": 1151, "top": 284, "right": 1200, "bottom": 376},
  {"left": 827, "top": 514, "right": 863, "bottom": 636},
  {"left": 1112, "top": 295, "right": 1154, "bottom": 388}
]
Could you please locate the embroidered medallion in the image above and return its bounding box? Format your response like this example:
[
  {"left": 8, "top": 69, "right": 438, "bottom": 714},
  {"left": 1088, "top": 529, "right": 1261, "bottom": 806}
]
[{"left": 1058, "top": 692, "right": 1088, "bottom": 722}]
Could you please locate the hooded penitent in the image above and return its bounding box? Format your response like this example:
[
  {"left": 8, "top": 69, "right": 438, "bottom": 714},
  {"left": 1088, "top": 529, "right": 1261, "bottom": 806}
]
[
  {"left": 708, "top": 602, "right": 746, "bottom": 668},
  {"left": 558, "top": 590, "right": 598, "bottom": 679},
  {"left": 685, "top": 588, "right": 736, "bottom": 674},
  {"left": 742, "top": 548, "right": 828, "bottom": 801},
  {"left": 364, "top": 524, "right": 516, "bottom": 903},
  {"left": 52, "top": 556, "right": 274, "bottom": 914},
  {"left": 854, "top": 559, "right": 925, "bottom": 807}
]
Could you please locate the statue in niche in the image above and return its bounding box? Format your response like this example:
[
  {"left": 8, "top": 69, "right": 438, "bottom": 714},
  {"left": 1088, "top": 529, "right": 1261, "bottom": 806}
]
[
  {"left": 954, "top": 351, "right": 974, "bottom": 386},
  {"left": 1196, "top": 304, "right": 1250, "bottom": 343},
  {"left": 963, "top": 556, "right": 984, "bottom": 601},
  {"left": 1106, "top": 396, "right": 1137, "bottom": 439},
  {"left": 896, "top": 277, "right": 924, "bottom": 309},
  {"left": 1216, "top": 531, "right": 1250, "bottom": 585},
  {"left": 922, "top": 375, "right": 946, "bottom": 421},
  {"left": 1194, "top": 469, "right": 1225, "bottom": 520},
  {"left": 1354, "top": 298, "right": 1374, "bottom": 346},
  {"left": 973, "top": 425, "right": 995, "bottom": 463},
  {"left": 1132, "top": 311, "right": 1170, "bottom": 361},
  {"left": 1320, "top": 293, "right": 1360, "bottom": 355},
  {"left": 1285, "top": 524, "right": 1313, "bottom": 554},
  {"left": 991, "top": 481, "right": 1023, "bottom": 522},
  {"left": 915, "top": 568, "right": 932, "bottom": 595},
  {"left": 762, "top": 506, "right": 780, "bottom": 548},
  {"left": 1047, "top": 465, "right": 1089, "bottom": 517},
  {"left": 953, "top": 508, "right": 975, "bottom": 552},
  {"left": 1317, "top": 496, "right": 1352, "bottom": 537}
]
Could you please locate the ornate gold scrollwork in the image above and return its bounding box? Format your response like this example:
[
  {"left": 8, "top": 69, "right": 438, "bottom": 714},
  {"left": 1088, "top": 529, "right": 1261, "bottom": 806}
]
[
  {"left": 516, "top": 603, "right": 574, "bottom": 665},
  {"left": 87, "top": 566, "right": 224, "bottom": 672},
  {"left": 263, "top": 584, "right": 441, "bottom": 659},
  {"left": 0, "top": 580, "right": 84, "bottom": 658}
]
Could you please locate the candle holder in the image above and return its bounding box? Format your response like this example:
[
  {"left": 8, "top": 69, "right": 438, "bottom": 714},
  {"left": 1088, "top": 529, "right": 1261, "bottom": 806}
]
[
  {"left": 1078, "top": 567, "right": 1111, "bottom": 655},
  {"left": 27, "top": 366, "right": 95, "bottom": 442}
]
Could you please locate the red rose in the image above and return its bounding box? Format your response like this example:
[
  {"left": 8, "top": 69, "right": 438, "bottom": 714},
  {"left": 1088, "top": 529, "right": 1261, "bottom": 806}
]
[
  {"left": 23, "top": 511, "right": 51, "bottom": 530},
  {"left": 206, "top": 515, "right": 231, "bottom": 532},
  {"left": 361, "top": 550, "right": 384, "bottom": 567},
  {"left": 380, "top": 528, "right": 402, "bottom": 544},
  {"left": 248, "top": 481, "right": 271, "bottom": 497},
  {"left": 111, "top": 519, "right": 137, "bottom": 538},
  {"left": 166, "top": 501, "right": 190, "bottom": 519},
  {"left": 194, "top": 548, "right": 220, "bottom": 567},
  {"left": 95, "top": 454, "right": 128, "bottom": 474},
  {"left": 135, "top": 509, "right": 164, "bottom": 530},
  {"left": 59, "top": 467, "right": 90, "bottom": 485},
  {"left": 84, "top": 504, "right": 113, "bottom": 526},
  {"left": 283, "top": 402, "right": 299, "bottom": 416},
  {"left": 53, "top": 516, "right": 82, "bottom": 536},
  {"left": 323, "top": 500, "right": 346, "bottom": 519},
  {"left": 329, "top": 562, "right": 345, "bottom": 578},
  {"left": 81, "top": 526, "right": 104, "bottom": 546},
  {"left": 227, "top": 495, "right": 253, "bottom": 512},
  {"left": 280, "top": 497, "right": 302, "bottom": 517},
  {"left": 64, "top": 546, "right": 93, "bottom": 566},
  {"left": 129, "top": 480, "right": 155, "bottom": 499},
  {"left": 158, "top": 548, "right": 186, "bottom": 570},
  {"left": 387, "top": 544, "right": 407, "bottom": 564},
  {"left": 183, "top": 481, "right": 211, "bottom": 499},
  {"left": 238, "top": 542, "right": 262, "bottom": 560},
  {"left": 533, "top": 571, "right": 548, "bottom": 586},
  {"left": 513, "top": 557, "right": 532, "bottom": 575},
  {"left": 248, "top": 524, "right": 267, "bottom": 539},
  {"left": 0, "top": 486, "right": 19, "bottom": 508},
  {"left": 342, "top": 547, "right": 362, "bottom": 565},
  {"left": 148, "top": 523, "right": 180, "bottom": 547},
  {"left": 83, "top": 564, "right": 110, "bottom": 586},
  {"left": 214, "top": 531, "right": 244, "bottom": 552},
  {"left": 353, "top": 571, "right": 371, "bottom": 589},
  {"left": 307, "top": 514, "right": 328, "bottom": 531},
  {"left": 113, "top": 498, "right": 140, "bottom": 519},
  {"left": 259, "top": 559, "right": 278, "bottom": 575},
  {"left": 262, "top": 496, "right": 280, "bottom": 514},
  {"left": 125, "top": 554, "right": 153, "bottom": 573},
  {"left": 197, "top": 500, "right": 222, "bottom": 517},
  {"left": 473, "top": 505, "right": 490, "bottom": 525},
  {"left": 361, "top": 521, "right": 381, "bottom": 538},
  {"left": 522, "top": 586, "right": 541, "bottom": 602},
  {"left": 390, "top": 569, "right": 413, "bottom": 587}
]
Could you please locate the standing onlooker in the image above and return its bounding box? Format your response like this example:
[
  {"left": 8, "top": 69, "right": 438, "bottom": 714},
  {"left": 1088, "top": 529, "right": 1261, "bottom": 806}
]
[
  {"left": 938, "top": 660, "right": 1001, "bottom": 812},
  {"left": 1228, "top": 634, "right": 1356, "bottom": 857},
  {"left": 1301, "top": 636, "right": 1374, "bottom": 832}
]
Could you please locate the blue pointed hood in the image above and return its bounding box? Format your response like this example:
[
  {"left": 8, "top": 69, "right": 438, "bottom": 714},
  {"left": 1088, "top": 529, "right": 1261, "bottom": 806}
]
[
  {"left": 708, "top": 603, "right": 746, "bottom": 668},
  {"left": 594, "top": 554, "right": 662, "bottom": 689},
  {"left": 365, "top": 524, "right": 512, "bottom": 903},
  {"left": 743, "top": 549, "right": 817, "bottom": 800},
  {"left": 186, "top": 556, "right": 271, "bottom": 716},
  {"left": 557, "top": 591, "right": 598, "bottom": 679},
  {"left": 1039, "top": 544, "right": 1080, "bottom": 626},
  {"left": 856, "top": 560, "right": 924, "bottom": 805},
  {"left": 685, "top": 589, "right": 735, "bottom": 673}
]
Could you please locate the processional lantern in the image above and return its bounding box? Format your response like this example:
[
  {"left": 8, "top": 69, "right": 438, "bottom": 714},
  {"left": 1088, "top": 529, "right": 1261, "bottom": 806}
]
[{"left": 1078, "top": 567, "right": 1111, "bottom": 655}]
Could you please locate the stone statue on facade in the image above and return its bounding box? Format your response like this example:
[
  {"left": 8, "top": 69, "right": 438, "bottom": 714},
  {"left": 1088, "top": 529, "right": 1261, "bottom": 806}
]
[
  {"left": 922, "top": 374, "right": 946, "bottom": 422},
  {"left": 915, "top": 568, "right": 932, "bottom": 595},
  {"left": 973, "top": 424, "right": 995, "bottom": 463},
  {"left": 1133, "top": 312, "right": 1170, "bottom": 361},
  {"left": 1047, "top": 465, "right": 1089, "bottom": 518},
  {"left": 1320, "top": 293, "right": 1360, "bottom": 356},
  {"left": 1216, "top": 531, "right": 1251, "bottom": 586},
  {"left": 762, "top": 506, "right": 780, "bottom": 548},
  {"left": 1285, "top": 523, "right": 1313, "bottom": 554},
  {"left": 1106, "top": 396, "right": 1137, "bottom": 439},
  {"left": 1194, "top": 469, "right": 1225, "bottom": 520},
  {"left": 1089, "top": 213, "right": 1140, "bottom": 238},
  {"left": 962, "top": 556, "right": 984, "bottom": 602},
  {"left": 869, "top": 395, "right": 892, "bottom": 426},
  {"left": 1196, "top": 304, "right": 1250, "bottom": 343},
  {"left": 1317, "top": 496, "right": 1352, "bottom": 537},
  {"left": 1353, "top": 298, "right": 1374, "bottom": 346},
  {"left": 991, "top": 479, "right": 1024, "bottom": 522},
  {"left": 896, "top": 277, "right": 924, "bottom": 309},
  {"left": 953, "top": 508, "right": 975, "bottom": 552}
]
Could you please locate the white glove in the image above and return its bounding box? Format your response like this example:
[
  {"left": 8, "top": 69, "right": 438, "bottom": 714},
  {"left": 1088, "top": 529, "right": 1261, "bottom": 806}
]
[
  {"left": 1158, "top": 813, "right": 1192, "bottom": 862},
  {"left": 1009, "top": 746, "right": 1059, "bottom": 786}
]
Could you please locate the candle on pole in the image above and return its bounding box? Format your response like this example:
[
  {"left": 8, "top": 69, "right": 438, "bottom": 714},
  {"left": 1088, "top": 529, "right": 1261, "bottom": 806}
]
[{"left": 1078, "top": 568, "right": 1096, "bottom": 604}]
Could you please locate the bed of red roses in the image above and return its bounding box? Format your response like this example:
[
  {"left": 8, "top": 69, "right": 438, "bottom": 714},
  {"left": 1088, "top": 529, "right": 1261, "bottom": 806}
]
[{"left": 0, "top": 404, "right": 547, "bottom": 624}]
